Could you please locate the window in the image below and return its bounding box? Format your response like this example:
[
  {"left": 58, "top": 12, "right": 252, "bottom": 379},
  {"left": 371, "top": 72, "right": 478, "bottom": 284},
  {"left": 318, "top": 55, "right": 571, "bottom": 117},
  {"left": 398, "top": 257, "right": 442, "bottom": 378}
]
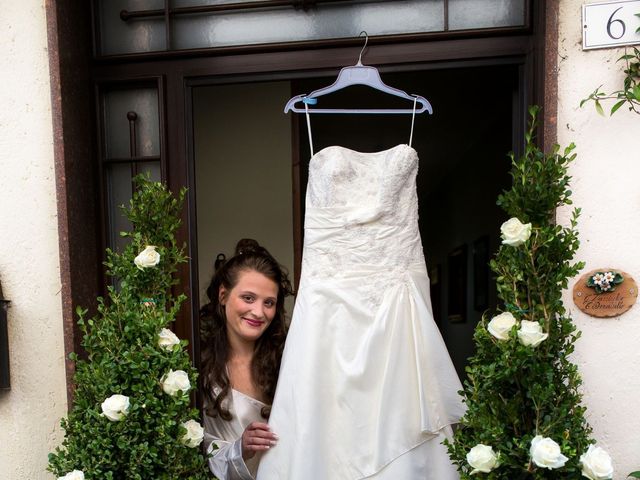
[{"left": 94, "top": 0, "right": 528, "bottom": 56}]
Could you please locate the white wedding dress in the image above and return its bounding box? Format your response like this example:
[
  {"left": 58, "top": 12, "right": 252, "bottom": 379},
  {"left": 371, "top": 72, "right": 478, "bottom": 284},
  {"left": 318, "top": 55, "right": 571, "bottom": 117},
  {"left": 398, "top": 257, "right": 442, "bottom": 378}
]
[{"left": 256, "top": 139, "right": 465, "bottom": 479}]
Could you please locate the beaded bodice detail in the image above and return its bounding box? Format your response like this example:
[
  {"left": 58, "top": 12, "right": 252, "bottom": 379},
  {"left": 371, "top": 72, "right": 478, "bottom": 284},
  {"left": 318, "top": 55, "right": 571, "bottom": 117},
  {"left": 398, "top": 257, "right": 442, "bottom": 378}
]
[{"left": 302, "top": 144, "right": 424, "bottom": 293}]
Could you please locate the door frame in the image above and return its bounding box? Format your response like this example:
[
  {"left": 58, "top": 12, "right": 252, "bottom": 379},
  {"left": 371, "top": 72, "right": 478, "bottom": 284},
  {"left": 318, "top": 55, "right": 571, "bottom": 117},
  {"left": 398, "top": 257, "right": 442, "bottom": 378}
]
[{"left": 50, "top": 0, "right": 555, "bottom": 394}]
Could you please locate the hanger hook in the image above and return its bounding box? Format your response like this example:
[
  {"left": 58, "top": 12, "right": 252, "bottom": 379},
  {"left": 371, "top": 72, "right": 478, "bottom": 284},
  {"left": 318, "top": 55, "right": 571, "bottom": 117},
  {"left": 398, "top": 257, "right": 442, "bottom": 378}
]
[{"left": 357, "top": 31, "right": 368, "bottom": 66}]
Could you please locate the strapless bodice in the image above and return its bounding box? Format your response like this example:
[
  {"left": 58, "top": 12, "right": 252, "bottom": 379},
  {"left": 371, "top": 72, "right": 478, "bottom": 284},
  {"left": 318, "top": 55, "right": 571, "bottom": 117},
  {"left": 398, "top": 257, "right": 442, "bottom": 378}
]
[
  {"left": 306, "top": 143, "right": 418, "bottom": 218},
  {"left": 302, "top": 144, "right": 425, "bottom": 291}
]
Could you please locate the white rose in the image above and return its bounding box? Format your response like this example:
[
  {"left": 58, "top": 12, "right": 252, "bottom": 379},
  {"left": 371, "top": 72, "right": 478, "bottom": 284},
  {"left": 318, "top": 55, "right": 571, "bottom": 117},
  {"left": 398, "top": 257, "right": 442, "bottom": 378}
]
[
  {"left": 517, "top": 320, "right": 549, "bottom": 348},
  {"left": 500, "top": 217, "right": 532, "bottom": 247},
  {"left": 580, "top": 445, "right": 614, "bottom": 480},
  {"left": 487, "top": 312, "right": 517, "bottom": 341},
  {"left": 180, "top": 419, "right": 205, "bottom": 448},
  {"left": 530, "top": 435, "right": 568, "bottom": 469},
  {"left": 466, "top": 444, "right": 499, "bottom": 474},
  {"left": 158, "top": 328, "right": 180, "bottom": 351},
  {"left": 58, "top": 471, "right": 85, "bottom": 480},
  {"left": 100, "top": 394, "right": 130, "bottom": 421},
  {"left": 134, "top": 245, "right": 160, "bottom": 270},
  {"left": 161, "top": 369, "right": 191, "bottom": 396}
]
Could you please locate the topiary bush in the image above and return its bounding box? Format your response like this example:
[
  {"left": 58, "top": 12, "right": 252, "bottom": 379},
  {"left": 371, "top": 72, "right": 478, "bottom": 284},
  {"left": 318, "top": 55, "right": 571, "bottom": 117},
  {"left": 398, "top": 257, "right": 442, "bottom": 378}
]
[
  {"left": 445, "top": 106, "right": 613, "bottom": 479},
  {"left": 48, "top": 175, "right": 212, "bottom": 480}
]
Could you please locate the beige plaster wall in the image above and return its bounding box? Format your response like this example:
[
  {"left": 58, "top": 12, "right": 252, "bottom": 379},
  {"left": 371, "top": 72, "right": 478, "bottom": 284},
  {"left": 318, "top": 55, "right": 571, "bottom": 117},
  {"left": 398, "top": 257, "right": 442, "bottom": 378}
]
[
  {"left": 0, "top": 1, "right": 67, "bottom": 479},
  {"left": 3, "top": 1, "right": 640, "bottom": 479},
  {"left": 557, "top": 1, "right": 640, "bottom": 478}
]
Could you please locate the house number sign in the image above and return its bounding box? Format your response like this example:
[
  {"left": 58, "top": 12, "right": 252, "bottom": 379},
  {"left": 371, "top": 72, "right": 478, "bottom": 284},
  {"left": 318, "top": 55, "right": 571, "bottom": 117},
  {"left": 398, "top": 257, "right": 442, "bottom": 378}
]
[
  {"left": 583, "top": 0, "right": 640, "bottom": 50},
  {"left": 573, "top": 268, "right": 638, "bottom": 317}
]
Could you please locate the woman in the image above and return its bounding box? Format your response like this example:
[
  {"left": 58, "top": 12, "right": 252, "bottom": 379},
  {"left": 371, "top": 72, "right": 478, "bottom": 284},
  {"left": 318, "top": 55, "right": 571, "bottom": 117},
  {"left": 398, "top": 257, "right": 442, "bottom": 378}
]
[{"left": 200, "top": 239, "right": 293, "bottom": 480}]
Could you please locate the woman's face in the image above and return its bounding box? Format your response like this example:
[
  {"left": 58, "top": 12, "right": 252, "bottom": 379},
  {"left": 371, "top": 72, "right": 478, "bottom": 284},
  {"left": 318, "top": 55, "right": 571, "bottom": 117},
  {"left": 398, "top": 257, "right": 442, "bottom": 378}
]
[{"left": 219, "top": 269, "right": 279, "bottom": 348}]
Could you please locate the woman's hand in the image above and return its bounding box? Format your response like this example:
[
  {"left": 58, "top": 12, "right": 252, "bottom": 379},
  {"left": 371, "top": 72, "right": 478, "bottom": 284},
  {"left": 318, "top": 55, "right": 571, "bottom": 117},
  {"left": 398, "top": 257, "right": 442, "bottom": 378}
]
[{"left": 241, "top": 422, "right": 278, "bottom": 460}]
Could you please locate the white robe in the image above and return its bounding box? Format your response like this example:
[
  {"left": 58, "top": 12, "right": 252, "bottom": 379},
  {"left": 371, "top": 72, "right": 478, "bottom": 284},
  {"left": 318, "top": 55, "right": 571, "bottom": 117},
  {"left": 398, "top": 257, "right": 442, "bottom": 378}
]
[{"left": 203, "top": 389, "right": 267, "bottom": 480}]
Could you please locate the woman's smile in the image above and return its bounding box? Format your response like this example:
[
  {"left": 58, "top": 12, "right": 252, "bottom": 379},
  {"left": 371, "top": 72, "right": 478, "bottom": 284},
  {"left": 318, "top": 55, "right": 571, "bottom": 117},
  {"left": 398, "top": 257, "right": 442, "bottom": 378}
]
[{"left": 243, "top": 316, "right": 265, "bottom": 328}]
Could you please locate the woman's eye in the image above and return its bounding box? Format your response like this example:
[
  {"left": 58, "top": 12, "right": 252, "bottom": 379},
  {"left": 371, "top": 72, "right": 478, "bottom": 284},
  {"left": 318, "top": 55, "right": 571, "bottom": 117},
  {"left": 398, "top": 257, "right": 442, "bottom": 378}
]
[
  {"left": 264, "top": 300, "right": 275, "bottom": 308},
  {"left": 241, "top": 295, "right": 254, "bottom": 303}
]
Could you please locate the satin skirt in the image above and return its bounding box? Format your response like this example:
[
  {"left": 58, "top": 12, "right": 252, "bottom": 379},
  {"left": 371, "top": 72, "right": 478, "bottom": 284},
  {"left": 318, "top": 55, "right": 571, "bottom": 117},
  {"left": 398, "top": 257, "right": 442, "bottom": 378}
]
[{"left": 256, "top": 263, "right": 465, "bottom": 479}]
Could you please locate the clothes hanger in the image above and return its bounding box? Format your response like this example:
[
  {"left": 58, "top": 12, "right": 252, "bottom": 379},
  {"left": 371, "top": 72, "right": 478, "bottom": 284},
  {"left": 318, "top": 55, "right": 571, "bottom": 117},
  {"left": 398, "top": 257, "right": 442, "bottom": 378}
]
[{"left": 284, "top": 31, "right": 433, "bottom": 115}]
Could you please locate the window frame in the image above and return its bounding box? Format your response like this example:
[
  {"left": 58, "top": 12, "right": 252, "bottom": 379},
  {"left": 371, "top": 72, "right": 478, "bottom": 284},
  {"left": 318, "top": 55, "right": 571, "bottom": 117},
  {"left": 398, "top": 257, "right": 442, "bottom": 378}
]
[{"left": 91, "top": 0, "right": 533, "bottom": 59}]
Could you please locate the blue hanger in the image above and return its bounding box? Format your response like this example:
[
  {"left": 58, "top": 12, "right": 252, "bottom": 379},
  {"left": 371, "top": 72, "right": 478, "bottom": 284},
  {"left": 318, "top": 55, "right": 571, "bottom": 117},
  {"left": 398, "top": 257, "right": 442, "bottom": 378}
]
[{"left": 284, "top": 32, "right": 433, "bottom": 115}]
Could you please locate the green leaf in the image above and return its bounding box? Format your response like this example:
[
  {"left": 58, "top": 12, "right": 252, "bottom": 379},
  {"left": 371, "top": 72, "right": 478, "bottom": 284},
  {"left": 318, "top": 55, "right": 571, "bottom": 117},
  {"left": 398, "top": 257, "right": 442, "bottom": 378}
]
[
  {"left": 628, "top": 472, "right": 640, "bottom": 479},
  {"left": 611, "top": 99, "right": 626, "bottom": 115},
  {"left": 595, "top": 99, "right": 605, "bottom": 116}
]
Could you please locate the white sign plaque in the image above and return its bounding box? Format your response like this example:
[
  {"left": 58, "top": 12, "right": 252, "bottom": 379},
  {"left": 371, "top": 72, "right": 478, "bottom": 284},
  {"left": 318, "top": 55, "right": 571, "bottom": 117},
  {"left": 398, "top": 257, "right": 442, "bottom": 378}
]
[{"left": 583, "top": 0, "right": 640, "bottom": 50}]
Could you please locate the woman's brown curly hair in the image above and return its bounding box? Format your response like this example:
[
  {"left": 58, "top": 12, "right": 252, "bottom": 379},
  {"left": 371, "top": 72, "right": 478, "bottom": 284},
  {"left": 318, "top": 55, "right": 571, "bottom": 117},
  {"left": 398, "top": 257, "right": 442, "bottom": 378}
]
[{"left": 199, "top": 239, "right": 293, "bottom": 420}]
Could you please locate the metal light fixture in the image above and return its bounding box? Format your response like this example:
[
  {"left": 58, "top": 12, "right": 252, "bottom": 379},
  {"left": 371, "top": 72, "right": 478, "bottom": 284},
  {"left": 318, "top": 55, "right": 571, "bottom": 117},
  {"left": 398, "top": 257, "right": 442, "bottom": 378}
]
[{"left": 0, "top": 280, "right": 9, "bottom": 390}]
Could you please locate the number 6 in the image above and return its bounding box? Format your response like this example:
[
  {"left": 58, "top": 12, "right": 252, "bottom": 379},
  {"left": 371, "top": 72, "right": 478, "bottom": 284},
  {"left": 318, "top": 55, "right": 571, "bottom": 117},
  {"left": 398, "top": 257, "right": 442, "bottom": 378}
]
[{"left": 607, "top": 6, "right": 626, "bottom": 39}]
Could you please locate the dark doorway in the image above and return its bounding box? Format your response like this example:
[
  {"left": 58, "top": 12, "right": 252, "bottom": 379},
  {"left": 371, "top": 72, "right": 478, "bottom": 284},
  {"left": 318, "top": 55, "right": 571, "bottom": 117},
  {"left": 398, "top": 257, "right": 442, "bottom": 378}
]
[{"left": 192, "top": 64, "right": 516, "bottom": 376}]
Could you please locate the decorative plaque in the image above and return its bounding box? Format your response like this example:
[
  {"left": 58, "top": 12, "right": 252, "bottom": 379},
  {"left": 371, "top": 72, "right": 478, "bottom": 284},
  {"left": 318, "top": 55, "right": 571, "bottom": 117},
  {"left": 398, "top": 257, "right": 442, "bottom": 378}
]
[{"left": 573, "top": 268, "right": 637, "bottom": 318}]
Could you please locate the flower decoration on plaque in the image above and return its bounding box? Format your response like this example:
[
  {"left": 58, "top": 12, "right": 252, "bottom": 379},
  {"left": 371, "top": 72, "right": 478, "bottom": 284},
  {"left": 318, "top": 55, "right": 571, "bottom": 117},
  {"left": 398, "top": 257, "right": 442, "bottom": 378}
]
[{"left": 586, "top": 270, "right": 624, "bottom": 294}]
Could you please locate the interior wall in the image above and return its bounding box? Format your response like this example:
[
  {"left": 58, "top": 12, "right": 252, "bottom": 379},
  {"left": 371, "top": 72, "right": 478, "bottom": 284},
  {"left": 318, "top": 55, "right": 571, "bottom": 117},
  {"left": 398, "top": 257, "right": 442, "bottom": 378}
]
[
  {"left": 557, "top": 1, "right": 640, "bottom": 477},
  {"left": 0, "top": 1, "right": 68, "bottom": 479},
  {"left": 193, "top": 82, "right": 294, "bottom": 312}
]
